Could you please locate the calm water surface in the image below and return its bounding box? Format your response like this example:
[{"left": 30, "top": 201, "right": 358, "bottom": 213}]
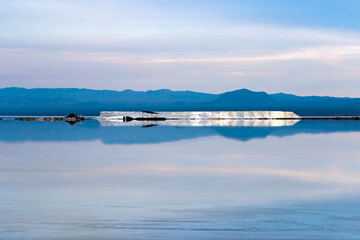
[{"left": 0, "top": 120, "right": 360, "bottom": 239}]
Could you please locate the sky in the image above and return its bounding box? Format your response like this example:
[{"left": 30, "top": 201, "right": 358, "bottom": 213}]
[{"left": 1, "top": 0, "right": 360, "bottom": 97}]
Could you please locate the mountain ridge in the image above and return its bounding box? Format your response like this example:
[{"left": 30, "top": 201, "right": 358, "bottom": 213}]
[{"left": 0, "top": 87, "right": 359, "bottom": 116}]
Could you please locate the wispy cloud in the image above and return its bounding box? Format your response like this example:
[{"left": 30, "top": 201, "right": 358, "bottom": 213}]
[{"left": 151, "top": 45, "right": 360, "bottom": 64}]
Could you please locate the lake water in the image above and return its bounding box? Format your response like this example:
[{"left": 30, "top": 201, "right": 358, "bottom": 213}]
[{"left": 0, "top": 119, "right": 360, "bottom": 239}]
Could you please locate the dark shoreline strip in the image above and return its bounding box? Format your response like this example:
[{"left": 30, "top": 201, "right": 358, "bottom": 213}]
[{"left": 301, "top": 116, "right": 360, "bottom": 120}]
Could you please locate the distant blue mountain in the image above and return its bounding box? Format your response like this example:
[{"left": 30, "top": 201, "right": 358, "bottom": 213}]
[
  {"left": 0, "top": 87, "right": 359, "bottom": 116},
  {"left": 213, "top": 89, "right": 276, "bottom": 105}
]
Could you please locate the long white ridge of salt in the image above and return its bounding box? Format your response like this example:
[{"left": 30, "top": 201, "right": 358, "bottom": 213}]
[{"left": 98, "top": 111, "right": 301, "bottom": 119}]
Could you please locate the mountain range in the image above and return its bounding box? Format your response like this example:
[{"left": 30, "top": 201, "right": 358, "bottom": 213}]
[{"left": 0, "top": 87, "right": 359, "bottom": 116}]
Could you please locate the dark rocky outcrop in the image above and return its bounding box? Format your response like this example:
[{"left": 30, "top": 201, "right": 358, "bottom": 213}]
[{"left": 14, "top": 113, "right": 85, "bottom": 125}]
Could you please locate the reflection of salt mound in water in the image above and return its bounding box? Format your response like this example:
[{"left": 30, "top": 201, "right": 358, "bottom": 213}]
[{"left": 99, "top": 119, "right": 300, "bottom": 127}]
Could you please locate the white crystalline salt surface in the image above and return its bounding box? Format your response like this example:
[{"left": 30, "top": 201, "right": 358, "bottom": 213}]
[{"left": 99, "top": 111, "right": 300, "bottom": 120}]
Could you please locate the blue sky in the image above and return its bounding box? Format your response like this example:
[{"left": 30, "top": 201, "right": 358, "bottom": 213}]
[{"left": 1, "top": 0, "right": 360, "bottom": 96}]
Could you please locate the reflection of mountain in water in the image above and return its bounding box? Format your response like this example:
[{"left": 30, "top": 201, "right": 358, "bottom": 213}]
[
  {"left": 215, "top": 120, "right": 360, "bottom": 141},
  {"left": 0, "top": 120, "right": 359, "bottom": 144}
]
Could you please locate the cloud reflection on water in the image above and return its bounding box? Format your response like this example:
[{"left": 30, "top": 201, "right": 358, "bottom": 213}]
[{"left": 0, "top": 120, "right": 360, "bottom": 239}]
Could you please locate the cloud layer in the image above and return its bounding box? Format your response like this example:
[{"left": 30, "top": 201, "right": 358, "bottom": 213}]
[{"left": 1, "top": 0, "right": 360, "bottom": 96}]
